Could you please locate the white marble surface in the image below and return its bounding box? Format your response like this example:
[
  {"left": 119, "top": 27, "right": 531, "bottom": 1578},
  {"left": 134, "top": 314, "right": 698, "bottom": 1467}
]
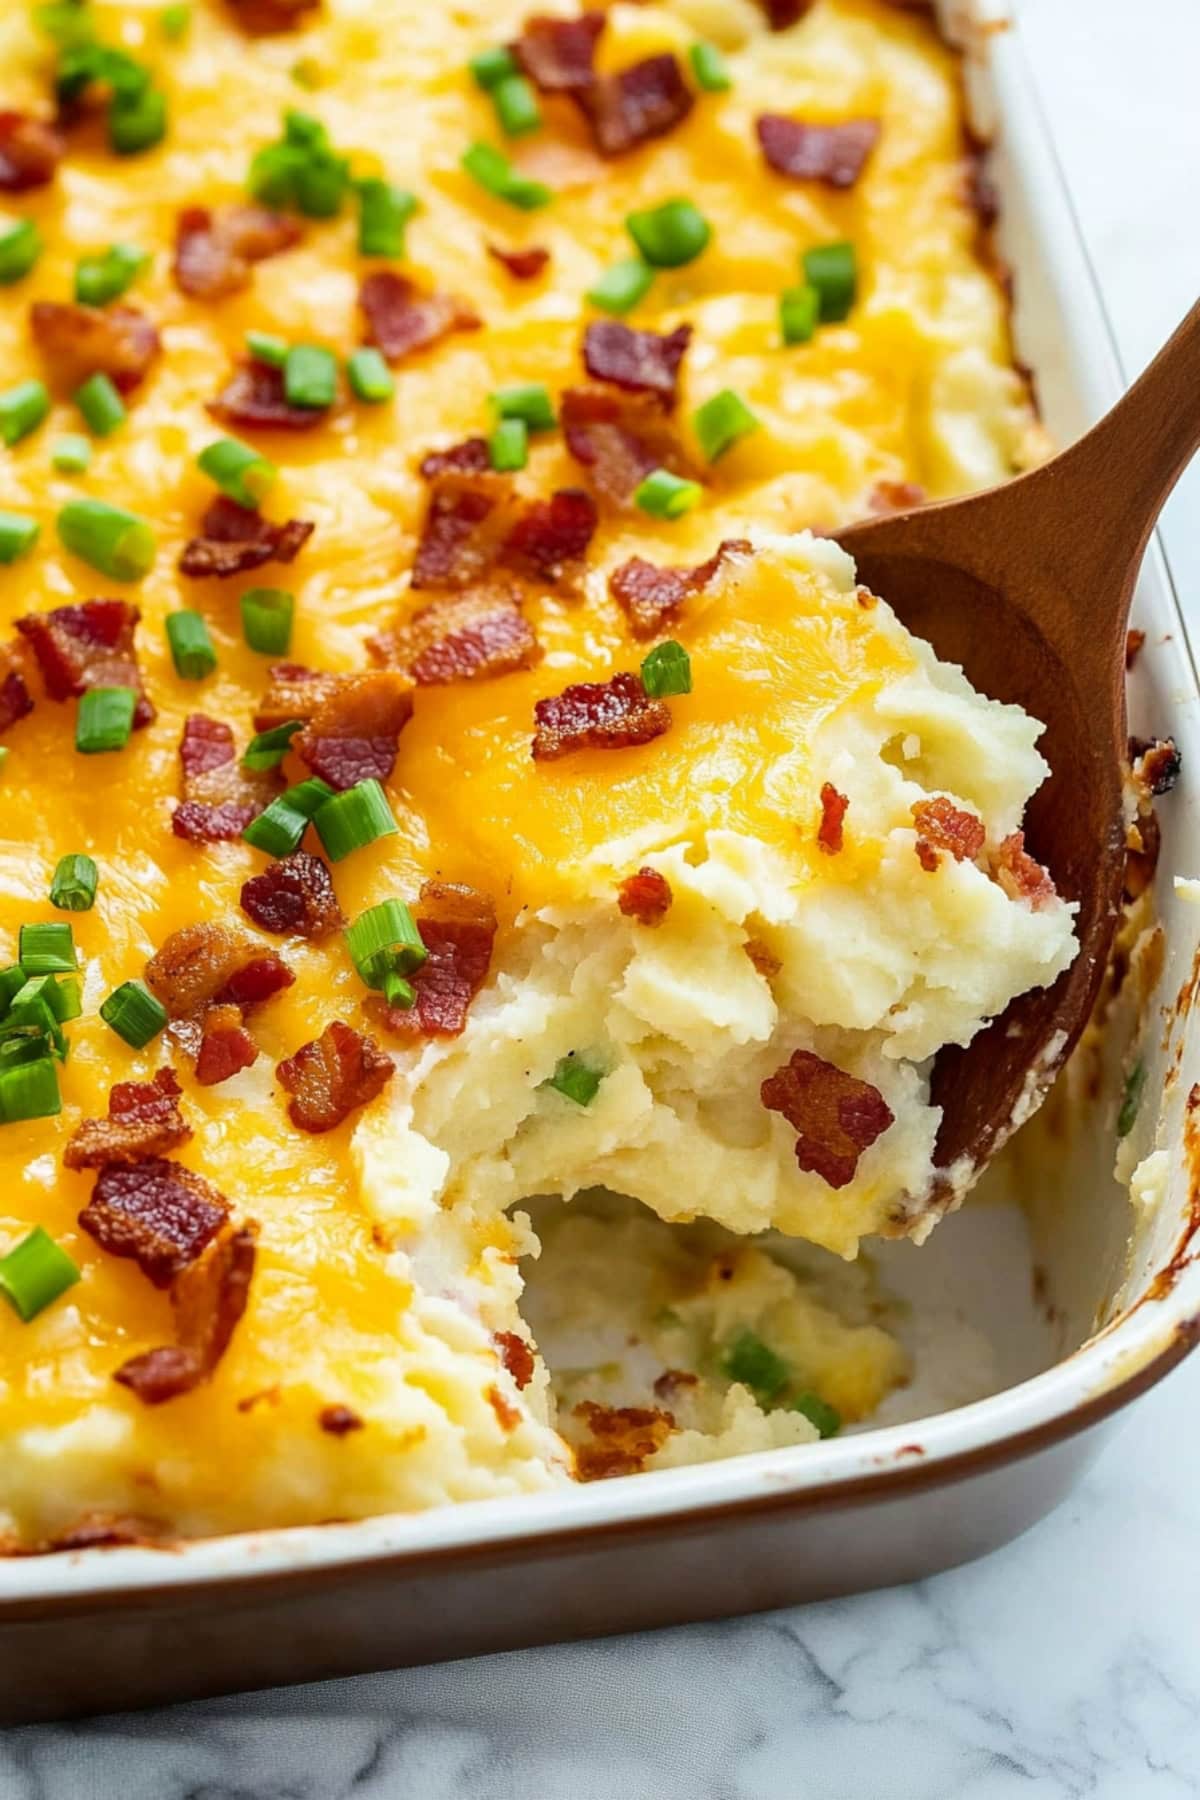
[{"left": 4, "top": 1, "right": 1200, "bottom": 1792}]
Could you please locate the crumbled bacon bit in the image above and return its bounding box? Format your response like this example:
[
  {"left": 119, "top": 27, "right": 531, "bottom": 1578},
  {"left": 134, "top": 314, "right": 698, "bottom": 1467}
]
[
  {"left": 583, "top": 321, "right": 692, "bottom": 407},
  {"left": 761, "top": 1049, "right": 894, "bottom": 1190},
  {"left": 368, "top": 585, "right": 541, "bottom": 686},
  {"left": 911, "top": 796, "right": 985, "bottom": 870},
  {"left": 532, "top": 670, "right": 670, "bottom": 761},
  {"left": 146, "top": 922, "right": 292, "bottom": 1020},
  {"left": 0, "top": 111, "right": 63, "bottom": 192},
  {"left": 215, "top": 954, "right": 295, "bottom": 1011},
  {"left": 173, "top": 204, "right": 302, "bottom": 300},
  {"left": 868, "top": 479, "right": 926, "bottom": 514},
  {"left": 64, "top": 1070, "right": 191, "bottom": 1171},
  {"left": 561, "top": 385, "right": 694, "bottom": 506},
  {"left": 817, "top": 783, "right": 848, "bottom": 855},
  {"left": 359, "top": 271, "right": 481, "bottom": 364},
  {"left": 571, "top": 53, "right": 694, "bottom": 157},
  {"left": 115, "top": 1221, "right": 258, "bottom": 1404},
  {"left": 1125, "top": 630, "right": 1146, "bottom": 671},
  {"left": 418, "top": 437, "right": 491, "bottom": 479},
  {"left": 1130, "top": 734, "right": 1182, "bottom": 797},
  {"left": 495, "top": 1329, "right": 535, "bottom": 1389},
  {"left": 252, "top": 660, "right": 330, "bottom": 730},
  {"left": 208, "top": 357, "right": 330, "bottom": 431},
  {"left": 411, "top": 472, "right": 517, "bottom": 590},
  {"left": 318, "top": 1403, "right": 364, "bottom": 1436},
  {"left": 610, "top": 539, "right": 750, "bottom": 638},
  {"left": 0, "top": 645, "right": 33, "bottom": 737},
  {"left": 195, "top": 1005, "right": 259, "bottom": 1087},
  {"left": 277, "top": 1020, "right": 393, "bottom": 1132},
  {"left": 501, "top": 487, "right": 598, "bottom": 587},
  {"left": 240, "top": 851, "right": 343, "bottom": 939},
  {"left": 367, "top": 881, "right": 497, "bottom": 1042},
  {"left": 179, "top": 494, "right": 314, "bottom": 579},
  {"left": 617, "top": 866, "right": 672, "bottom": 925},
  {"left": 173, "top": 713, "right": 281, "bottom": 844},
  {"left": 755, "top": 115, "right": 880, "bottom": 188},
  {"left": 757, "top": 0, "right": 816, "bottom": 23},
  {"left": 224, "top": 0, "right": 320, "bottom": 33},
  {"left": 80, "top": 1159, "right": 229, "bottom": 1288},
  {"left": 15, "top": 600, "right": 154, "bottom": 727},
  {"left": 572, "top": 1400, "right": 674, "bottom": 1480},
  {"left": 488, "top": 242, "right": 550, "bottom": 281},
  {"left": 292, "top": 670, "right": 413, "bottom": 790},
  {"left": 29, "top": 302, "right": 160, "bottom": 394},
  {"left": 512, "top": 12, "right": 605, "bottom": 91},
  {"left": 653, "top": 1367, "right": 699, "bottom": 1401},
  {"left": 992, "top": 831, "right": 1057, "bottom": 908}
]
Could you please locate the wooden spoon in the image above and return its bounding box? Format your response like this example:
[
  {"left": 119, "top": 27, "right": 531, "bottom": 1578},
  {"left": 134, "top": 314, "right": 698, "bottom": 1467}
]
[{"left": 836, "top": 299, "right": 1200, "bottom": 1194}]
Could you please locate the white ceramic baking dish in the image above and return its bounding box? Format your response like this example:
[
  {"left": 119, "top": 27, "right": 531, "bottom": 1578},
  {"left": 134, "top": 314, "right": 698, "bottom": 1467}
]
[{"left": 3, "top": 0, "right": 1198, "bottom": 1723}]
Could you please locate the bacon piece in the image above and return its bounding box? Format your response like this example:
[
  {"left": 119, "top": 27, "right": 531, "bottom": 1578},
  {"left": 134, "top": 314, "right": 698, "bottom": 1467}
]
[
  {"left": 173, "top": 204, "right": 302, "bottom": 301},
  {"left": 208, "top": 357, "right": 330, "bottom": 431},
  {"left": 0, "top": 646, "right": 33, "bottom": 737},
  {"left": 757, "top": 0, "right": 816, "bottom": 25},
  {"left": 411, "top": 472, "right": 519, "bottom": 591},
  {"left": 319, "top": 1403, "right": 364, "bottom": 1436},
  {"left": 367, "top": 880, "right": 497, "bottom": 1043},
  {"left": 64, "top": 1070, "right": 191, "bottom": 1172},
  {"left": 572, "top": 1400, "right": 674, "bottom": 1480},
  {"left": 252, "top": 660, "right": 329, "bottom": 730},
  {"left": 80, "top": 1159, "right": 229, "bottom": 1288},
  {"left": 501, "top": 488, "right": 598, "bottom": 587},
  {"left": 817, "top": 783, "right": 848, "bottom": 855},
  {"left": 487, "top": 242, "right": 550, "bottom": 281},
  {"left": 532, "top": 670, "right": 670, "bottom": 761},
  {"left": 291, "top": 670, "right": 413, "bottom": 790},
  {"left": 15, "top": 600, "right": 154, "bottom": 727},
  {"left": 173, "top": 713, "right": 282, "bottom": 843},
  {"left": 583, "top": 321, "right": 691, "bottom": 407},
  {"left": 215, "top": 955, "right": 295, "bottom": 1010},
  {"left": 29, "top": 302, "right": 160, "bottom": 395},
  {"left": 911, "top": 796, "right": 986, "bottom": 871},
  {"left": 618, "top": 866, "right": 672, "bottom": 925},
  {"left": 755, "top": 115, "right": 880, "bottom": 189},
  {"left": 761, "top": 1049, "right": 894, "bottom": 1190},
  {"left": 194, "top": 1004, "right": 259, "bottom": 1087},
  {"left": 512, "top": 12, "right": 605, "bottom": 91},
  {"left": 224, "top": 0, "right": 320, "bottom": 32},
  {"left": 1130, "top": 734, "right": 1182, "bottom": 797},
  {"left": 360, "top": 271, "right": 481, "bottom": 364},
  {"left": 609, "top": 538, "right": 750, "bottom": 638},
  {"left": 992, "top": 831, "right": 1057, "bottom": 909},
  {"left": 0, "top": 111, "right": 63, "bottom": 192},
  {"left": 240, "top": 851, "right": 343, "bottom": 939},
  {"left": 418, "top": 437, "right": 491, "bottom": 479},
  {"left": 146, "top": 922, "right": 292, "bottom": 1020},
  {"left": 561, "top": 385, "right": 694, "bottom": 506},
  {"left": 495, "top": 1329, "right": 535, "bottom": 1389},
  {"left": 572, "top": 54, "right": 694, "bottom": 157},
  {"left": 276, "top": 1020, "right": 393, "bottom": 1132},
  {"left": 368, "top": 585, "right": 541, "bottom": 686},
  {"left": 179, "top": 495, "right": 314, "bottom": 579},
  {"left": 115, "top": 1222, "right": 258, "bottom": 1404},
  {"left": 868, "top": 479, "right": 926, "bottom": 514}
]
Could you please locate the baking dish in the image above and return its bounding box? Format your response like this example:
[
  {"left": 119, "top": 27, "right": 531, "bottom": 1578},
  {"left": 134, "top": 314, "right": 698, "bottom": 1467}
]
[{"left": 2, "top": 0, "right": 1198, "bottom": 1723}]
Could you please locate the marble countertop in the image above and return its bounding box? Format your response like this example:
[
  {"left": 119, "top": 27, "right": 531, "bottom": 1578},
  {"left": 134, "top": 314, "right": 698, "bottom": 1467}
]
[{"left": 4, "top": 1, "right": 1200, "bottom": 1793}]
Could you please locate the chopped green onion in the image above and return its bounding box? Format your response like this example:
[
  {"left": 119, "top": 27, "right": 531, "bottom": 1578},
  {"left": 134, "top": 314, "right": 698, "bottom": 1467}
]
[
  {"left": 197, "top": 436, "right": 276, "bottom": 509},
  {"left": 49, "top": 854, "right": 98, "bottom": 913},
  {"left": 74, "top": 242, "right": 148, "bottom": 306},
  {"left": 633, "top": 467, "right": 702, "bottom": 519},
  {"left": 641, "top": 639, "right": 691, "bottom": 699},
  {"left": 56, "top": 41, "right": 148, "bottom": 109},
  {"left": 0, "top": 966, "right": 26, "bottom": 1011},
  {"left": 248, "top": 112, "right": 351, "bottom": 218},
  {"left": 688, "top": 41, "right": 731, "bottom": 92},
  {"left": 314, "top": 778, "right": 399, "bottom": 863},
  {"left": 0, "top": 1062, "right": 63, "bottom": 1129},
  {"left": 284, "top": 344, "right": 337, "bottom": 411},
  {"left": 545, "top": 1054, "right": 602, "bottom": 1107},
  {"left": 57, "top": 498, "right": 156, "bottom": 581},
  {"left": 240, "top": 588, "right": 295, "bottom": 655},
  {"left": 75, "top": 686, "right": 136, "bottom": 754},
  {"left": 461, "top": 141, "right": 551, "bottom": 211},
  {"left": 4, "top": 979, "right": 68, "bottom": 1061},
  {"left": 246, "top": 330, "right": 289, "bottom": 368},
  {"left": 160, "top": 3, "right": 191, "bottom": 40},
  {"left": 242, "top": 719, "right": 302, "bottom": 771},
  {"left": 356, "top": 179, "right": 418, "bottom": 257},
  {"left": 492, "top": 74, "right": 541, "bottom": 138},
  {"left": 74, "top": 372, "right": 127, "bottom": 438},
  {"left": 100, "top": 978, "right": 167, "bottom": 1049},
  {"left": 723, "top": 1329, "right": 789, "bottom": 1403},
  {"left": 779, "top": 283, "right": 819, "bottom": 345},
  {"left": 625, "top": 199, "right": 711, "bottom": 269},
  {"left": 346, "top": 347, "right": 394, "bottom": 403},
  {"left": 791, "top": 1390, "right": 841, "bottom": 1437},
  {"left": 1118, "top": 1060, "right": 1147, "bottom": 1138},
  {"left": 243, "top": 776, "right": 332, "bottom": 856},
  {"left": 35, "top": 2, "right": 95, "bottom": 48},
  {"left": 382, "top": 969, "right": 415, "bottom": 1009},
  {"left": 0, "top": 379, "right": 50, "bottom": 447},
  {"left": 490, "top": 382, "right": 556, "bottom": 431},
  {"left": 0, "top": 1226, "right": 77, "bottom": 1316},
  {"left": 345, "top": 898, "right": 428, "bottom": 988},
  {"left": 109, "top": 85, "right": 168, "bottom": 155},
  {"left": 19, "top": 921, "right": 76, "bottom": 975},
  {"left": 802, "top": 240, "right": 857, "bottom": 323},
  {"left": 692, "top": 387, "right": 759, "bottom": 463},
  {"left": 488, "top": 417, "right": 528, "bottom": 471},
  {"left": 0, "top": 219, "right": 43, "bottom": 285},
  {"left": 165, "top": 610, "right": 217, "bottom": 680},
  {"left": 586, "top": 257, "right": 654, "bottom": 316},
  {"left": 470, "top": 45, "right": 517, "bottom": 90},
  {"left": 0, "top": 512, "right": 39, "bottom": 565},
  {"left": 47, "top": 973, "right": 81, "bottom": 1023},
  {"left": 51, "top": 433, "right": 92, "bottom": 474}
]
